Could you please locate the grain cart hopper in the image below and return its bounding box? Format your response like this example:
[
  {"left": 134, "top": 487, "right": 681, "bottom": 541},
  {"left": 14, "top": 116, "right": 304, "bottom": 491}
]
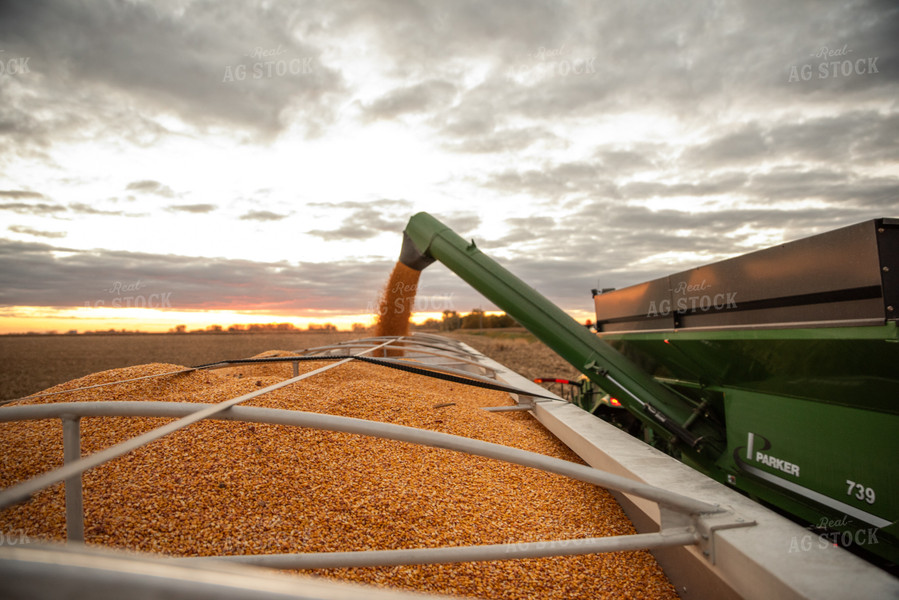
[{"left": 398, "top": 212, "right": 898, "bottom": 568}]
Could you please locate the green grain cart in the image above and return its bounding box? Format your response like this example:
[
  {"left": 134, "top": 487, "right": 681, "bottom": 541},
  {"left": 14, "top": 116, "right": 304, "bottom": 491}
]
[{"left": 398, "top": 212, "right": 898, "bottom": 568}]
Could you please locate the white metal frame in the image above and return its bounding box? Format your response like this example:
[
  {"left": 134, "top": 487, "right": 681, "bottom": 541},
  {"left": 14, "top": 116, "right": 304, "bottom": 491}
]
[{"left": 0, "top": 335, "right": 744, "bottom": 573}]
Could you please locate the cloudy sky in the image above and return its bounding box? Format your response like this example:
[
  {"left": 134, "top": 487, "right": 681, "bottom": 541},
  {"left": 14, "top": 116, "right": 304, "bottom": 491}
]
[{"left": 0, "top": 0, "right": 897, "bottom": 333}]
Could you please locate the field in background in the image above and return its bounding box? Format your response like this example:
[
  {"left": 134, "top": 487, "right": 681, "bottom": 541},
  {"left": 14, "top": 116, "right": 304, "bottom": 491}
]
[
  {"left": 0, "top": 332, "right": 359, "bottom": 401},
  {"left": 0, "top": 330, "right": 583, "bottom": 402}
]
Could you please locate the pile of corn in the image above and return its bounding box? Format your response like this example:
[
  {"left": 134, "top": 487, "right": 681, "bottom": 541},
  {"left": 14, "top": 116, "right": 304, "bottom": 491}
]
[{"left": 0, "top": 352, "right": 679, "bottom": 599}]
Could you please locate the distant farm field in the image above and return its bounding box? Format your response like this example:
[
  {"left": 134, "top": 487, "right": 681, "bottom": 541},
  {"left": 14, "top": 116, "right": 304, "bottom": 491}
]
[
  {"left": 0, "top": 332, "right": 361, "bottom": 402},
  {"left": 0, "top": 330, "right": 582, "bottom": 402}
]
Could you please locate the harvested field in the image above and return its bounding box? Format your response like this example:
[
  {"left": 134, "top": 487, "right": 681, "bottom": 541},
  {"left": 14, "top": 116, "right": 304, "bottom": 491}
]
[
  {"left": 0, "top": 347, "right": 678, "bottom": 599},
  {"left": 0, "top": 330, "right": 576, "bottom": 404},
  {"left": 0, "top": 332, "right": 361, "bottom": 402}
]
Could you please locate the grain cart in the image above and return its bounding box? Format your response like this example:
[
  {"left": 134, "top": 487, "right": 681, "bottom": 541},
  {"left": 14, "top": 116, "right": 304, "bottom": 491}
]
[{"left": 398, "top": 212, "right": 898, "bottom": 568}]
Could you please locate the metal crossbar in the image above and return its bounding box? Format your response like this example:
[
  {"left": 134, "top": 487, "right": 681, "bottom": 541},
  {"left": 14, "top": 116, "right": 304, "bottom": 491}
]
[
  {"left": 194, "top": 355, "right": 557, "bottom": 401},
  {"left": 0, "top": 401, "right": 729, "bottom": 566},
  {"left": 177, "top": 530, "right": 700, "bottom": 569},
  {"left": 0, "top": 401, "right": 721, "bottom": 515}
]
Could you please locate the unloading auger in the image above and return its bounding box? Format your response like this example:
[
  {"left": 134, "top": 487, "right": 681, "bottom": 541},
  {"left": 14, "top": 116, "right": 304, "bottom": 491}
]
[
  {"left": 399, "top": 212, "right": 721, "bottom": 452},
  {"left": 398, "top": 211, "right": 898, "bottom": 567}
]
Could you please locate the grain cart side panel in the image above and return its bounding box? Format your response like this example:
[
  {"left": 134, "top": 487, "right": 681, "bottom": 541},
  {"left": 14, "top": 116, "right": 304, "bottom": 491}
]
[
  {"left": 595, "top": 219, "right": 895, "bottom": 333},
  {"left": 595, "top": 218, "right": 899, "bottom": 564},
  {"left": 720, "top": 389, "right": 898, "bottom": 538}
]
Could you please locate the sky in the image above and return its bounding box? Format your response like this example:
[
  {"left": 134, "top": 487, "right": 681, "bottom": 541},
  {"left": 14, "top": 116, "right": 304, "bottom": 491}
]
[{"left": 0, "top": 0, "right": 897, "bottom": 334}]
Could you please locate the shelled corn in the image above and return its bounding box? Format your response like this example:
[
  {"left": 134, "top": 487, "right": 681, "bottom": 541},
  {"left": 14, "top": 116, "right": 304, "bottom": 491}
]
[{"left": 0, "top": 352, "right": 679, "bottom": 599}]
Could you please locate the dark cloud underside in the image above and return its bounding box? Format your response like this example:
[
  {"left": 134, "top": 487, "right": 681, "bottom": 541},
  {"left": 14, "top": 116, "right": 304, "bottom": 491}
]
[{"left": 0, "top": 0, "right": 895, "bottom": 317}]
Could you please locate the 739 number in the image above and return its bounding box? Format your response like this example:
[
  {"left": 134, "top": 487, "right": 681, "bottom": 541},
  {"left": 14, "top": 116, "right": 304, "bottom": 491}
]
[{"left": 846, "top": 480, "right": 876, "bottom": 504}]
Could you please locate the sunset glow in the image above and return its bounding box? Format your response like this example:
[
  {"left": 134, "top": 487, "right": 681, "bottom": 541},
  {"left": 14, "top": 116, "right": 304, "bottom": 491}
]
[
  {"left": 0, "top": 307, "right": 542, "bottom": 335},
  {"left": 1, "top": 1, "right": 895, "bottom": 335}
]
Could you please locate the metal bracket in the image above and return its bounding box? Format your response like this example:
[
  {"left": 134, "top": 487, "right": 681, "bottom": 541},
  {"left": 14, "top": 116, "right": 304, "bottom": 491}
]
[
  {"left": 659, "top": 504, "right": 756, "bottom": 564},
  {"left": 692, "top": 506, "right": 756, "bottom": 565},
  {"left": 659, "top": 504, "right": 694, "bottom": 531},
  {"left": 481, "top": 396, "right": 537, "bottom": 412},
  {"left": 584, "top": 361, "right": 608, "bottom": 377}
]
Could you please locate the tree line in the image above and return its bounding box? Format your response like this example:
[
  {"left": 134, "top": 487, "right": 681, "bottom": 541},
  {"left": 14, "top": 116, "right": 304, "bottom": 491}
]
[
  {"left": 415, "top": 309, "right": 517, "bottom": 331},
  {"left": 22, "top": 311, "right": 518, "bottom": 336},
  {"left": 168, "top": 322, "right": 359, "bottom": 334}
]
